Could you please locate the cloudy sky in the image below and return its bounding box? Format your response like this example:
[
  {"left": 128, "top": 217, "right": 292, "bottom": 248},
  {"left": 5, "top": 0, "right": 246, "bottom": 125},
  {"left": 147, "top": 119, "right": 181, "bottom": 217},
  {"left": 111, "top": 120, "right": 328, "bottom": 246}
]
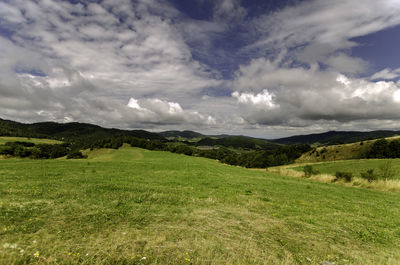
[{"left": 1, "top": 0, "right": 400, "bottom": 138}]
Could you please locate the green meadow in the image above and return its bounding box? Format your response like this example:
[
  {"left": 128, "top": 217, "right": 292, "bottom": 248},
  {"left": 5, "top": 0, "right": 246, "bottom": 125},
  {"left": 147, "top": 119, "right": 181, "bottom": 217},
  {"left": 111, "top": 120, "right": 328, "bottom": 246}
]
[
  {"left": 294, "top": 159, "right": 400, "bottom": 180},
  {"left": 1, "top": 145, "right": 400, "bottom": 264},
  {"left": 0, "top": 137, "right": 62, "bottom": 145}
]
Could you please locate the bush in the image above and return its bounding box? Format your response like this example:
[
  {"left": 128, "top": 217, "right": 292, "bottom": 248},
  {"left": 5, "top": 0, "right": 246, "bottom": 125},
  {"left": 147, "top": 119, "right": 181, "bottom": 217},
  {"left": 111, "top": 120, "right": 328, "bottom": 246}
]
[
  {"left": 13, "top": 145, "right": 31, "bottom": 158},
  {"left": 0, "top": 145, "right": 14, "bottom": 155},
  {"left": 32, "top": 144, "right": 68, "bottom": 159},
  {"left": 379, "top": 160, "right": 396, "bottom": 180},
  {"left": 6, "top": 141, "right": 35, "bottom": 147},
  {"left": 334, "top": 171, "right": 353, "bottom": 182},
  {"left": 360, "top": 169, "right": 378, "bottom": 182},
  {"left": 66, "top": 151, "right": 87, "bottom": 159},
  {"left": 303, "top": 165, "right": 319, "bottom": 178}
]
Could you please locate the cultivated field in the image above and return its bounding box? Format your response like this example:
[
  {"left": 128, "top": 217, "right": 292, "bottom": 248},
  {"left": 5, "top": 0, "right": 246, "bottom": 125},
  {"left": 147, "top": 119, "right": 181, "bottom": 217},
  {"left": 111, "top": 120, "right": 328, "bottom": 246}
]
[{"left": 1, "top": 145, "right": 400, "bottom": 264}]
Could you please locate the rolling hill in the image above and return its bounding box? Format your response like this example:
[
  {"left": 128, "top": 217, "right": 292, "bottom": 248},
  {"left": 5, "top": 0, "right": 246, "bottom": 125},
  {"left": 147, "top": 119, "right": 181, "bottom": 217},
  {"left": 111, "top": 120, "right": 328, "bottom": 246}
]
[
  {"left": 271, "top": 130, "right": 400, "bottom": 146},
  {"left": 296, "top": 135, "right": 400, "bottom": 163},
  {"left": 0, "top": 118, "right": 164, "bottom": 142},
  {"left": 158, "top": 130, "right": 205, "bottom": 140},
  {"left": 196, "top": 135, "right": 282, "bottom": 150}
]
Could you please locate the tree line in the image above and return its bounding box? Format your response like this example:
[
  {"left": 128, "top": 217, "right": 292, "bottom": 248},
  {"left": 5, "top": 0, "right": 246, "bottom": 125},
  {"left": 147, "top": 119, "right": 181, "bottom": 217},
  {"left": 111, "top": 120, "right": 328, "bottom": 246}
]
[
  {"left": 364, "top": 139, "right": 400, "bottom": 158},
  {"left": 89, "top": 136, "right": 312, "bottom": 168},
  {"left": 0, "top": 141, "right": 86, "bottom": 159}
]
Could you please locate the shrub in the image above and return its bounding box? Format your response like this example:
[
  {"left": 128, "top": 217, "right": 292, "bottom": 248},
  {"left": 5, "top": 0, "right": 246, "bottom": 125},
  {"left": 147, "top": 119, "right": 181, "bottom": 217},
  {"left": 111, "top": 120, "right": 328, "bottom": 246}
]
[
  {"left": 303, "top": 165, "right": 319, "bottom": 178},
  {"left": 334, "top": 171, "right": 353, "bottom": 182},
  {"left": 379, "top": 160, "right": 396, "bottom": 180},
  {"left": 6, "top": 141, "right": 35, "bottom": 147},
  {"left": 360, "top": 169, "right": 378, "bottom": 182},
  {"left": 13, "top": 145, "right": 31, "bottom": 158},
  {"left": 67, "top": 151, "right": 87, "bottom": 159},
  {"left": 0, "top": 145, "right": 14, "bottom": 155}
]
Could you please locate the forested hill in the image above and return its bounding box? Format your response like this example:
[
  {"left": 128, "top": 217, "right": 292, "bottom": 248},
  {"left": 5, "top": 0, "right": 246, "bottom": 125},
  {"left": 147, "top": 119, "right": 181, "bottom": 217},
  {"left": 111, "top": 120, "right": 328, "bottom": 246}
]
[
  {"left": 196, "top": 136, "right": 281, "bottom": 150},
  {"left": 3, "top": 117, "right": 400, "bottom": 149},
  {"left": 0, "top": 118, "right": 163, "bottom": 142},
  {"left": 271, "top": 130, "right": 400, "bottom": 145},
  {"left": 159, "top": 130, "right": 204, "bottom": 139}
]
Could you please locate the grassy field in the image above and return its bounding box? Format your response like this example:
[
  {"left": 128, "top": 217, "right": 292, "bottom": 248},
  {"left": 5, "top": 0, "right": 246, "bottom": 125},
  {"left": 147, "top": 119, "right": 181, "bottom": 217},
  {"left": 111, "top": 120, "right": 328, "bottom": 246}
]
[
  {"left": 1, "top": 146, "right": 400, "bottom": 264},
  {"left": 294, "top": 159, "right": 400, "bottom": 180},
  {"left": 0, "top": 137, "right": 62, "bottom": 145}
]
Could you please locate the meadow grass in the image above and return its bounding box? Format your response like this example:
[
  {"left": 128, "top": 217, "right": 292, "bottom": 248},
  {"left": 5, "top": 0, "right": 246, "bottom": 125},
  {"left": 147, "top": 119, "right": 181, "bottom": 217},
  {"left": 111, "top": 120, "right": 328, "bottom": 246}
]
[
  {"left": 0, "top": 137, "right": 62, "bottom": 145},
  {"left": 1, "top": 146, "right": 400, "bottom": 264},
  {"left": 293, "top": 159, "right": 400, "bottom": 180},
  {"left": 271, "top": 161, "right": 400, "bottom": 193}
]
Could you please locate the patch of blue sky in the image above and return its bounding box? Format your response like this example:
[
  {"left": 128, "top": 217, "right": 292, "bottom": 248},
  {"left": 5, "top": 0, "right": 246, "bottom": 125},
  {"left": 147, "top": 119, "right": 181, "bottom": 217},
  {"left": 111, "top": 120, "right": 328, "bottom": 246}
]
[
  {"left": 351, "top": 24, "right": 400, "bottom": 76},
  {"left": 167, "top": 0, "right": 214, "bottom": 20},
  {"left": 14, "top": 68, "right": 47, "bottom": 77}
]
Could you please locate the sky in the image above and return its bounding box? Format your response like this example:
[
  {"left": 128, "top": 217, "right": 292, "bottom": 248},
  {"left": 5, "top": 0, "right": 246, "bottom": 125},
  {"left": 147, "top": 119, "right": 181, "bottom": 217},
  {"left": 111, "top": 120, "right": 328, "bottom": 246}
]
[{"left": 1, "top": 0, "right": 400, "bottom": 138}]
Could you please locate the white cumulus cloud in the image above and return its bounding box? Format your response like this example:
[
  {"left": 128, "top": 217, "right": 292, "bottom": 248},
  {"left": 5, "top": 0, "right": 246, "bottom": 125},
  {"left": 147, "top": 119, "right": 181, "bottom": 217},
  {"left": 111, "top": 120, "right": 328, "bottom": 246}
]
[{"left": 232, "top": 90, "right": 278, "bottom": 109}]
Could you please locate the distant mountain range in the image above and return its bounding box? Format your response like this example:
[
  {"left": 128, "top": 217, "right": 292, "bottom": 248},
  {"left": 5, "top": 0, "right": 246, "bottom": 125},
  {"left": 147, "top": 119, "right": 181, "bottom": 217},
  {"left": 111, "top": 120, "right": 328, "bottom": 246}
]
[
  {"left": 1, "top": 117, "right": 399, "bottom": 148},
  {"left": 157, "top": 128, "right": 400, "bottom": 146}
]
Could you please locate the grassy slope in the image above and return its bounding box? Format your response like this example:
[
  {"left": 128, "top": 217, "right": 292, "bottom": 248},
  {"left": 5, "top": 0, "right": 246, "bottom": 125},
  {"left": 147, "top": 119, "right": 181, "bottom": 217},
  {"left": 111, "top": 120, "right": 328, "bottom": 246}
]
[
  {"left": 296, "top": 142, "right": 372, "bottom": 163},
  {"left": 1, "top": 147, "right": 400, "bottom": 264},
  {"left": 0, "top": 136, "right": 62, "bottom": 145},
  {"left": 297, "top": 136, "right": 400, "bottom": 163}
]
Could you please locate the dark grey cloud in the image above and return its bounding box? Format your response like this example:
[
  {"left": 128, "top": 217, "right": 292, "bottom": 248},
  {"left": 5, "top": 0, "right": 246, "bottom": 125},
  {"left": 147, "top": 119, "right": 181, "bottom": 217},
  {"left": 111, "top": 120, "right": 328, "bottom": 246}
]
[{"left": 0, "top": 0, "right": 220, "bottom": 129}]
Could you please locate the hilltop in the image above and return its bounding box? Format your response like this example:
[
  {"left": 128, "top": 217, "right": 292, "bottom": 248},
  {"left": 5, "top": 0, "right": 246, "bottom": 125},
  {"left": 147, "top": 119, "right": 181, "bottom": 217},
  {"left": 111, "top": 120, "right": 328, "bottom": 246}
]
[
  {"left": 0, "top": 117, "right": 163, "bottom": 143},
  {"left": 296, "top": 136, "right": 400, "bottom": 163},
  {"left": 196, "top": 135, "right": 281, "bottom": 150},
  {"left": 271, "top": 130, "right": 400, "bottom": 146},
  {"left": 159, "top": 130, "right": 205, "bottom": 140}
]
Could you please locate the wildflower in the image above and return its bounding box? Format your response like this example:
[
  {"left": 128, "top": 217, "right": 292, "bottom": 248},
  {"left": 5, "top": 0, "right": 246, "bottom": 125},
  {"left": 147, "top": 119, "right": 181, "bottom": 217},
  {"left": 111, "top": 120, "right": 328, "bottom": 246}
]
[
  {"left": 185, "top": 252, "right": 189, "bottom": 255},
  {"left": 34, "top": 251, "right": 39, "bottom": 257},
  {"left": 186, "top": 258, "right": 191, "bottom": 262},
  {"left": 141, "top": 256, "right": 146, "bottom": 260},
  {"left": 86, "top": 253, "right": 89, "bottom": 256}
]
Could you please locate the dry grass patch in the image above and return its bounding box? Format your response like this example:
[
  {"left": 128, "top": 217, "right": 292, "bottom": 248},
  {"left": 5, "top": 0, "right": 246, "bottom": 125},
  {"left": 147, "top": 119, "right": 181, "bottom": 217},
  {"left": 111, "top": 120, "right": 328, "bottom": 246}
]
[{"left": 271, "top": 161, "right": 400, "bottom": 193}]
